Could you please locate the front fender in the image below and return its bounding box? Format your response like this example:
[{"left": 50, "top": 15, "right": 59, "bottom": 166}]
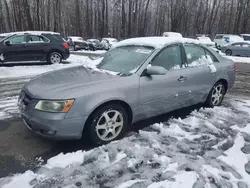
[{"left": 65, "top": 91, "right": 130, "bottom": 119}]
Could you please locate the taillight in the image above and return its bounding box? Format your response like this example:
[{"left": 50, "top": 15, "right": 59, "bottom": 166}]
[
  {"left": 234, "top": 64, "right": 236, "bottom": 72},
  {"left": 62, "top": 42, "right": 69, "bottom": 49}
]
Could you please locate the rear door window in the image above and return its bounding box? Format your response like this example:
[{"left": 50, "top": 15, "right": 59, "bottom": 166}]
[
  {"left": 28, "top": 35, "right": 49, "bottom": 43},
  {"left": 183, "top": 44, "right": 216, "bottom": 66},
  {"left": 43, "top": 34, "right": 64, "bottom": 42}
]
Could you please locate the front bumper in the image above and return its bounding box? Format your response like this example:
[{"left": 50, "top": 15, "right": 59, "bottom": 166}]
[{"left": 21, "top": 110, "right": 88, "bottom": 140}]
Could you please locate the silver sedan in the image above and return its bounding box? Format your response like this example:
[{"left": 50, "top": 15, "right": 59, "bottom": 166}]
[
  {"left": 19, "top": 37, "right": 235, "bottom": 145},
  {"left": 222, "top": 42, "right": 250, "bottom": 57}
]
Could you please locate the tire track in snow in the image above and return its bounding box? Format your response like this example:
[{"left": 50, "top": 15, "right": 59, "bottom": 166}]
[{"left": 0, "top": 77, "right": 30, "bottom": 120}]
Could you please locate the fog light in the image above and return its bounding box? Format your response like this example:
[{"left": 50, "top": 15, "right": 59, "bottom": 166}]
[{"left": 41, "top": 130, "right": 56, "bottom": 135}]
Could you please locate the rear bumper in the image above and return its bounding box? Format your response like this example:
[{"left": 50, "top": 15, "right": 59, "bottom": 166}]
[
  {"left": 21, "top": 111, "right": 88, "bottom": 140},
  {"left": 62, "top": 50, "right": 70, "bottom": 60}
]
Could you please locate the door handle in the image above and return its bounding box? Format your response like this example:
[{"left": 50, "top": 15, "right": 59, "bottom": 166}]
[{"left": 178, "top": 76, "right": 187, "bottom": 82}]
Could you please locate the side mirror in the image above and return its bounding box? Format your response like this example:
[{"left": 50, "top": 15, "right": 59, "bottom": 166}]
[
  {"left": 146, "top": 66, "right": 167, "bottom": 76},
  {"left": 5, "top": 41, "right": 11, "bottom": 46}
]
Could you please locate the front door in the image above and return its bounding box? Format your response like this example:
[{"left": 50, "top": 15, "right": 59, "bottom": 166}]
[
  {"left": 139, "top": 44, "right": 189, "bottom": 118},
  {"left": 3, "top": 35, "right": 29, "bottom": 62}
]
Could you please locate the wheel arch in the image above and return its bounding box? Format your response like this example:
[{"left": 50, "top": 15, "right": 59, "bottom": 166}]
[{"left": 216, "top": 78, "right": 228, "bottom": 92}]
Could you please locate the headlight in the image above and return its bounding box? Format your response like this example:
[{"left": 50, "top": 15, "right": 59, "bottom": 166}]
[{"left": 34, "top": 99, "right": 74, "bottom": 112}]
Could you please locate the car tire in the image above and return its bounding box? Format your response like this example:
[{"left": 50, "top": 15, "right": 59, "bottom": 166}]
[
  {"left": 225, "top": 49, "right": 232, "bottom": 56},
  {"left": 47, "top": 52, "right": 62, "bottom": 64},
  {"left": 205, "top": 82, "right": 226, "bottom": 107},
  {"left": 87, "top": 104, "right": 129, "bottom": 145}
]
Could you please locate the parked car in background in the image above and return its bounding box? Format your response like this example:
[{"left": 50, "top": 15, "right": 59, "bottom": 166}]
[
  {"left": 196, "top": 36, "right": 215, "bottom": 47},
  {"left": 67, "top": 36, "right": 89, "bottom": 51},
  {"left": 163, "top": 32, "right": 183, "bottom": 38},
  {"left": 221, "top": 42, "right": 250, "bottom": 57},
  {"left": 102, "top": 38, "right": 118, "bottom": 46},
  {"left": 87, "top": 39, "right": 104, "bottom": 51},
  {"left": 214, "top": 34, "right": 244, "bottom": 49},
  {"left": 240, "top": 34, "right": 250, "bottom": 41},
  {"left": 100, "top": 39, "right": 111, "bottom": 50},
  {"left": 19, "top": 37, "right": 235, "bottom": 145},
  {"left": 0, "top": 31, "right": 69, "bottom": 64}
]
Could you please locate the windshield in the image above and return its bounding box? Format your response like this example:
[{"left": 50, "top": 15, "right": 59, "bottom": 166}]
[{"left": 96, "top": 46, "right": 154, "bottom": 75}]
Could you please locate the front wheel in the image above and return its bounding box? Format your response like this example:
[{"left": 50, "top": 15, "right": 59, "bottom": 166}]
[
  {"left": 205, "top": 82, "right": 226, "bottom": 107},
  {"left": 47, "top": 52, "right": 62, "bottom": 64},
  {"left": 225, "top": 49, "right": 232, "bottom": 56},
  {"left": 87, "top": 104, "right": 129, "bottom": 145}
]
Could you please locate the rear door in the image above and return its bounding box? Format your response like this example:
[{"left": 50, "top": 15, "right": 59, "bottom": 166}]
[
  {"left": 241, "top": 43, "right": 250, "bottom": 56},
  {"left": 181, "top": 44, "right": 217, "bottom": 105},
  {"left": 3, "top": 35, "right": 29, "bottom": 62},
  {"left": 25, "top": 35, "right": 50, "bottom": 61}
]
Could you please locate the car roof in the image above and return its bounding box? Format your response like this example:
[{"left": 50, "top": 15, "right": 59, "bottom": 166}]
[
  {"left": 0, "top": 31, "right": 60, "bottom": 37},
  {"left": 241, "top": 34, "right": 250, "bottom": 36},
  {"left": 113, "top": 37, "right": 199, "bottom": 49}
]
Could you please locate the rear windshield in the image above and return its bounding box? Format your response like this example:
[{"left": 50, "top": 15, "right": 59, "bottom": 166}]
[
  {"left": 242, "top": 35, "right": 250, "bottom": 41},
  {"left": 43, "top": 34, "right": 65, "bottom": 42}
]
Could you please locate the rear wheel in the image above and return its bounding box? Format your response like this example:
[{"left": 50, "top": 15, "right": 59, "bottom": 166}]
[
  {"left": 87, "top": 104, "right": 129, "bottom": 145},
  {"left": 47, "top": 52, "right": 62, "bottom": 64},
  {"left": 225, "top": 49, "right": 232, "bottom": 56},
  {"left": 205, "top": 82, "right": 226, "bottom": 107}
]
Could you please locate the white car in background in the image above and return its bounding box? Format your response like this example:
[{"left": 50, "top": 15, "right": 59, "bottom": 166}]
[
  {"left": 214, "top": 34, "right": 244, "bottom": 49},
  {"left": 101, "top": 38, "right": 118, "bottom": 46},
  {"left": 163, "top": 32, "right": 183, "bottom": 38},
  {"left": 240, "top": 34, "right": 250, "bottom": 41},
  {"left": 196, "top": 36, "right": 215, "bottom": 47}
]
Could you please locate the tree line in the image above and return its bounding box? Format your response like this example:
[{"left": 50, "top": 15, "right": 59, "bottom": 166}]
[{"left": 0, "top": 0, "right": 250, "bottom": 39}]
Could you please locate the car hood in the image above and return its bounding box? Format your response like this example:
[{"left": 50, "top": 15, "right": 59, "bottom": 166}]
[{"left": 24, "top": 66, "right": 117, "bottom": 99}]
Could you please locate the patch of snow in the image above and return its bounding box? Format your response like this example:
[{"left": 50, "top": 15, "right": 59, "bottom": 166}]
[
  {"left": 44, "top": 151, "right": 86, "bottom": 169},
  {"left": 1, "top": 171, "right": 44, "bottom": 188},
  {"left": 218, "top": 133, "right": 250, "bottom": 186},
  {"left": 116, "top": 180, "right": 145, "bottom": 188},
  {"left": 0, "top": 53, "right": 4, "bottom": 61},
  {"left": 147, "top": 171, "right": 198, "bottom": 188},
  {"left": 208, "top": 64, "right": 217, "bottom": 73},
  {"left": 0, "top": 55, "right": 92, "bottom": 79},
  {"left": 225, "top": 56, "right": 250, "bottom": 64}
]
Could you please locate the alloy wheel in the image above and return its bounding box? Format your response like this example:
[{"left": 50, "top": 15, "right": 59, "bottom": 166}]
[
  {"left": 95, "top": 110, "right": 124, "bottom": 141},
  {"left": 50, "top": 53, "right": 61, "bottom": 64},
  {"left": 211, "top": 84, "right": 224, "bottom": 106}
]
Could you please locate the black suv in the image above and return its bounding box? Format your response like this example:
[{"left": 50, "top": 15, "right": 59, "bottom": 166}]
[{"left": 0, "top": 31, "right": 70, "bottom": 64}]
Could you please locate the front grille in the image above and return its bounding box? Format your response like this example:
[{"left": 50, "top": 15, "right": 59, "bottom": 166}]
[{"left": 20, "top": 91, "right": 33, "bottom": 106}]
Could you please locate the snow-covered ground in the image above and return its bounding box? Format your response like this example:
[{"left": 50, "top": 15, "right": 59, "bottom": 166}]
[
  {"left": 225, "top": 56, "right": 250, "bottom": 64},
  {"left": 0, "top": 55, "right": 92, "bottom": 79},
  {"left": 72, "top": 50, "right": 106, "bottom": 55},
  {"left": 0, "top": 96, "right": 250, "bottom": 188}
]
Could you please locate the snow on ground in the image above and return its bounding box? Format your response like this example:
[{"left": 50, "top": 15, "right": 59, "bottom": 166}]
[
  {"left": 225, "top": 56, "right": 250, "bottom": 64},
  {"left": 73, "top": 50, "right": 106, "bottom": 55},
  {"left": 0, "top": 97, "right": 250, "bottom": 188},
  {"left": 0, "top": 55, "right": 96, "bottom": 120},
  {"left": 0, "top": 55, "right": 92, "bottom": 79}
]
